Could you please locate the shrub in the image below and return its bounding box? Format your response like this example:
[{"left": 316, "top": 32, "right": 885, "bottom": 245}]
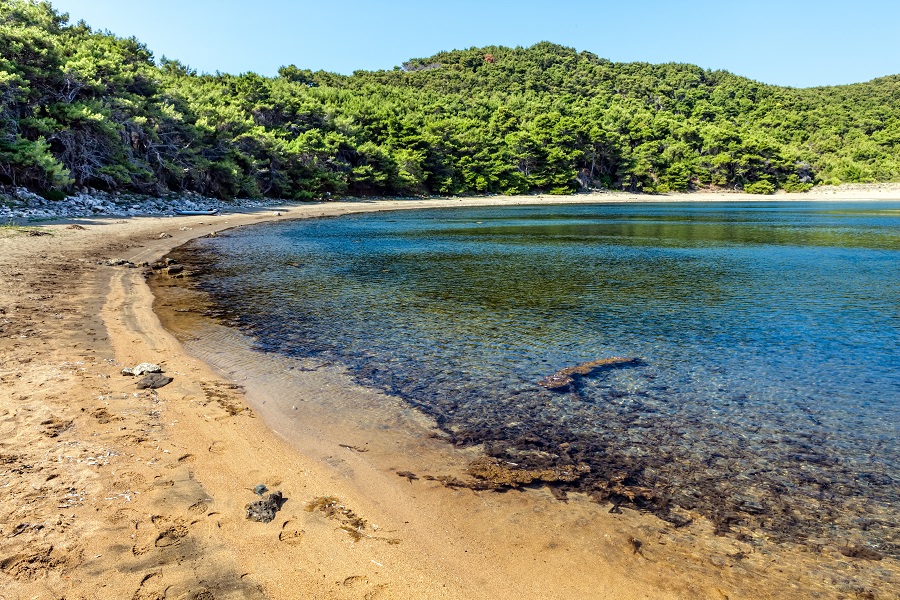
[
  {"left": 782, "top": 174, "right": 812, "bottom": 193},
  {"left": 744, "top": 180, "right": 776, "bottom": 195},
  {"left": 39, "top": 188, "right": 67, "bottom": 201}
]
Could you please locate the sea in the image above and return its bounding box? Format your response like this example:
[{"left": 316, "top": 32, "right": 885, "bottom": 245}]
[{"left": 168, "top": 200, "right": 900, "bottom": 558}]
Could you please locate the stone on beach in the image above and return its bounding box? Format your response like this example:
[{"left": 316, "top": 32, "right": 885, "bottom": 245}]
[
  {"left": 136, "top": 372, "right": 173, "bottom": 389},
  {"left": 246, "top": 490, "right": 284, "bottom": 523},
  {"left": 122, "top": 362, "right": 163, "bottom": 376},
  {"left": 537, "top": 356, "right": 641, "bottom": 390},
  {"left": 104, "top": 258, "right": 136, "bottom": 268}
]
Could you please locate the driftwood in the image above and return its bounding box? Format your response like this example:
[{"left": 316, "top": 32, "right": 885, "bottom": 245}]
[{"left": 537, "top": 357, "right": 640, "bottom": 390}]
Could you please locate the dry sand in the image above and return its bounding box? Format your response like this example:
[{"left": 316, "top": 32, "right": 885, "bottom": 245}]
[{"left": 1, "top": 190, "right": 899, "bottom": 600}]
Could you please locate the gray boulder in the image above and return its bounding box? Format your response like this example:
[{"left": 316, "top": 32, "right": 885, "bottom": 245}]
[
  {"left": 246, "top": 491, "right": 284, "bottom": 523},
  {"left": 122, "top": 363, "right": 163, "bottom": 376},
  {"left": 136, "top": 373, "right": 173, "bottom": 389}
]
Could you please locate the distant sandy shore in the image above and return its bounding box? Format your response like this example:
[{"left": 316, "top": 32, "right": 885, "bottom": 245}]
[{"left": 1, "top": 190, "right": 898, "bottom": 599}]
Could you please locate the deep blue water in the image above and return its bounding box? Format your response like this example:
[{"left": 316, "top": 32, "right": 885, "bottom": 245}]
[{"left": 177, "top": 201, "right": 900, "bottom": 553}]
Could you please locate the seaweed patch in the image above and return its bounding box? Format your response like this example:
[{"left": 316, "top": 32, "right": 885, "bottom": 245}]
[{"left": 305, "top": 496, "right": 399, "bottom": 545}]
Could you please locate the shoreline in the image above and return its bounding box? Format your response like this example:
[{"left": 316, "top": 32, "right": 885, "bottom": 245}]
[
  {"left": 1, "top": 191, "right": 898, "bottom": 599},
  {"left": 4, "top": 183, "right": 900, "bottom": 224}
]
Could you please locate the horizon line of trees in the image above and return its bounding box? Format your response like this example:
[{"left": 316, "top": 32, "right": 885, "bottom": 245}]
[{"left": 2, "top": 0, "right": 899, "bottom": 201}]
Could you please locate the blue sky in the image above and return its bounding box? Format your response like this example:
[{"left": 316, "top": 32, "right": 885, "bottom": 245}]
[{"left": 49, "top": 0, "right": 898, "bottom": 88}]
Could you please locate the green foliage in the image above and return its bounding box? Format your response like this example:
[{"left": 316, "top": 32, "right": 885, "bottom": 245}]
[
  {"left": 0, "top": 135, "right": 72, "bottom": 189},
  {"left": 743, "top": 180, "right": 776, "bottom": 195},
  {"left": 781, "top": 174, "right": 813, "bottom": 193},
  {"left": 1, "top": 1, "right": 899, "bottom": 200}
]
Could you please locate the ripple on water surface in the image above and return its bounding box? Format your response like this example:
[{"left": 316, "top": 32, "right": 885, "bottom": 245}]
[{"left": 174, "top": 201, "right": 900, "bottom": 557}]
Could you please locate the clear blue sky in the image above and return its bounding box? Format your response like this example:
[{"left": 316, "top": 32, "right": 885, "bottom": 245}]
[{"left": 49, "top": 0, "right": 898, "bottom": 88}]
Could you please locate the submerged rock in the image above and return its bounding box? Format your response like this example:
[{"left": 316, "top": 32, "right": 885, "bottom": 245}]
[
  {"left": 246, "top": 490, "right": 284, "bottom": 523},
  {"left": 537, "top": 357, "right": 640, "bottom": 390}
]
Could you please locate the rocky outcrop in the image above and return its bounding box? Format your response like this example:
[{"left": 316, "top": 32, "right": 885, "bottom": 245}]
[{"left": 0, "top": 187, "right": 278, "bottom": 222}]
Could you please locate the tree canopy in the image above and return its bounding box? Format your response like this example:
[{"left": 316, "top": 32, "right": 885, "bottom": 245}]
[{"left": 2, "top": 0, "right": 898, "bottom": 199}]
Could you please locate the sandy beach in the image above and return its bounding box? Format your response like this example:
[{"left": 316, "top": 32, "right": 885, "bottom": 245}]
[{"left": 1, "top": 189, "right": 898, "bottom": 600}]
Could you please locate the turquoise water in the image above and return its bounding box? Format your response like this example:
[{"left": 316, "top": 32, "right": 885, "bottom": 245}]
[{"left": 177, "top": 202, "right": 900, "bottom": 555}]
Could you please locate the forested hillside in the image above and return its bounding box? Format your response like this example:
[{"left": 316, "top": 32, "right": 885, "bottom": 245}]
[{"left": 2, "top": 0, "right": 899, "bottom": 200}]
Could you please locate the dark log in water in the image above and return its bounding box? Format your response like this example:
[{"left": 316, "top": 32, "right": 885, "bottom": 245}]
[{"left": 537, "top": 357, "right": 641, "bottom": 390}]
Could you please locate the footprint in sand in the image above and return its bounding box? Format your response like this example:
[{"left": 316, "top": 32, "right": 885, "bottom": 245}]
[
  {"left": 342, "top": 575, "right": 368, "bottom": 587},
  {"left": 90, "top": 407, "right": 122, "bottom": 424},
  {"left": 278, "top": 520, "right": 304, "bottom": 546},
  {"left": 40, "top": 416, "right": 73, "bottom": 437},
  {"left": 114, "top": 471, "right": 147, "bottom": 489},
  {"left": 131, "top": 572, "right": 163, "bottom": 600},
  {"left": 339, "top": 576, "right": 389, "bottom": 598},
  {"left": 132, "top": 516, "right": 191, "bottom": 554},
  {"left": 154, "top": 524, "right": 189, "bottom": 548}
]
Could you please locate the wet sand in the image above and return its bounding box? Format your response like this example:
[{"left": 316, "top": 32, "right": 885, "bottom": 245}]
[{"left": 1, "top": 190, "right": 898, "bottom": 599}]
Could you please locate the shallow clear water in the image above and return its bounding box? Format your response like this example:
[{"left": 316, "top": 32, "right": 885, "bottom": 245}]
[{"left": 178, "top": 201, "right": 900, "bottom": 554}]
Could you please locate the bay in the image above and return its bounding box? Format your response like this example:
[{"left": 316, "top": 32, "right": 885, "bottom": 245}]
[{"left": 178, "top": 201, "right": 900, "bottom": 556}]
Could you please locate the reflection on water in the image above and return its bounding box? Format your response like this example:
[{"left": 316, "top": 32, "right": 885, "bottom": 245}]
[{"left": 174, "top": 202, "right": 900, "bottom": 557}]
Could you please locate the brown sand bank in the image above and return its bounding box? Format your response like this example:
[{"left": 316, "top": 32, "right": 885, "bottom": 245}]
[{"left": 1, "top": 191, "right": 898, "bottom": 599}]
